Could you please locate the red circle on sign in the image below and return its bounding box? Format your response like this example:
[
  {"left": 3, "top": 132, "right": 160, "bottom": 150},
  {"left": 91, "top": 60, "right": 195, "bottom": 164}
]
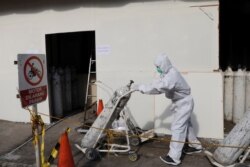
[{"left": 24, "top": 56, "right": 44, "bottom": 86}]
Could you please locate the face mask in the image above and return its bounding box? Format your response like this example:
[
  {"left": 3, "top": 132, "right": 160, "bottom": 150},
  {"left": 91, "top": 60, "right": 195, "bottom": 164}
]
[{"left": 156, "top": 66, "right": 163, "bottom": 74}]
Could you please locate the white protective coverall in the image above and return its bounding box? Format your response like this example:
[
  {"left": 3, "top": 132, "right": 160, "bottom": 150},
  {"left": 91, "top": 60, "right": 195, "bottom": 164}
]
[{"left": 137, "top": 53, "right": 201, "bottom": 163}]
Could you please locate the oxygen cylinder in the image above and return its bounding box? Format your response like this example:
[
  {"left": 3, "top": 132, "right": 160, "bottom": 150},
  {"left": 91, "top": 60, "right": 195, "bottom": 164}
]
[
  {"left": 233, "top": 69, "right": 246, "bottom": 123},
  {"left": 52, "top": 69, "right": 63, "bottom": 117},
  {"left": 65, "top": 67, "right": 72, "bottom": 113},
  {"left": 213, "top": 111, "right": 250, "bottom": 165},
  {"left": 224, "top": 68, "right": 234, "bottom": 121},
  {"left": 245, "top": 72, "right": 250, "bottom": 112},
  {"left": 58, "top": 68, "right": 66, "bottom": 115},
  {"left": 71, "top": 67, "right": 79, "bottom": 109}
]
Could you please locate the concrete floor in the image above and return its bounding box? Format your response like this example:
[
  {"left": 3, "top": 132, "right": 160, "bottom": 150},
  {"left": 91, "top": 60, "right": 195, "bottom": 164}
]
[{"left": 0, "top": 111, "right": 247, "bottom": 167}]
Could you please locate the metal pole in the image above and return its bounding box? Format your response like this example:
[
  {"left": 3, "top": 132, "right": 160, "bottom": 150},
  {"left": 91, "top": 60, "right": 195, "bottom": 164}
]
[{"left": 32, "top": 104, "right": 41, "bottom": 167}]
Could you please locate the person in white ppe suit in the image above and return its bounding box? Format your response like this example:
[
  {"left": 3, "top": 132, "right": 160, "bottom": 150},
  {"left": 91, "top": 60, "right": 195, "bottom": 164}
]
[{"left": 133, "top": 53, "right": 202, "bottom": 166}]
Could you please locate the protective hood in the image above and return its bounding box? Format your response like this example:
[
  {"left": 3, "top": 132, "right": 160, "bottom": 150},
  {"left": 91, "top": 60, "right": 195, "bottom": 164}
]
[{"left": 154, "top": 53, "right": 172, "bottom": 74}]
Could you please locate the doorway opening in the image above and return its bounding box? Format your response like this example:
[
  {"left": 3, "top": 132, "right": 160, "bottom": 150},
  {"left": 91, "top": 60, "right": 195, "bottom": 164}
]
[{"left": 45, "top": 31, "right": 96, "bottom": 122}]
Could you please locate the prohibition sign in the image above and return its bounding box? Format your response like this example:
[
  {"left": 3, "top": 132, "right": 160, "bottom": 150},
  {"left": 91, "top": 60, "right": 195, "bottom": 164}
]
[{"left": 24, "top": 56, "right": 44, "bottom": 86}]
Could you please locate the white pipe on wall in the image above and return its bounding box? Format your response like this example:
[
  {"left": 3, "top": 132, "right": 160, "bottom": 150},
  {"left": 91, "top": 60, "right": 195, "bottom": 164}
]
[
  {"left": 233, "top": 69, "right": 246, "bottom": 124},
  {"left": 223, "top": 68, "right": 234, "bottom": 121}
]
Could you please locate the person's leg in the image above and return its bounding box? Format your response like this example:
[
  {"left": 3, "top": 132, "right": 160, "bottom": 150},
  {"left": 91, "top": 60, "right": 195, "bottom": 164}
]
[
  {"left": 187, "top": 120, "right": 202, "bottom": 149},
  {"left": 183, "top": 98, "right": 203, "bottom": 154},
  {"left": 183, "top": 120, "right": 203, "bottom": 154},
  {"left": 167, "top": 96, "right": 193, "bottom": 162}
]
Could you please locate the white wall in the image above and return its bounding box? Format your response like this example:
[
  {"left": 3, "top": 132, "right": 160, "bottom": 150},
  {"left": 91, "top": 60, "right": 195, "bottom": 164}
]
[{"left": 0, "top": 0, "right": 222, "bottom": 138}]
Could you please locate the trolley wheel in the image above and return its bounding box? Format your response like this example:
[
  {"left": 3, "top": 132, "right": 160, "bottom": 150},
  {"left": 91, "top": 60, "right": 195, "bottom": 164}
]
[
  {"left": 128, "top": 151, "right": 138, "bottom": 162},
  {"left": 85, "top": 148, "right": 99, "bottom": 161},
  {"left": 234, "top": 163, "right": 250, "bottom": 167},
  {"left": 129, "top": 136, "right": 141, "bottom": 146},
  {"left": 238, "top": 155, "right": 243, "bottom": 161}
]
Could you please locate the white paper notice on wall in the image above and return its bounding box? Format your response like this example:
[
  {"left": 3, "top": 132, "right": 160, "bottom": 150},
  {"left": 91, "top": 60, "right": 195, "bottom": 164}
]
[{"left": 96, "top": 45, "right": 111, "bottom": 56}]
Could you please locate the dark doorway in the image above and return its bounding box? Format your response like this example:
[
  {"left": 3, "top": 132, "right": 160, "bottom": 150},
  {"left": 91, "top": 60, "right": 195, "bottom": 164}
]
[
  {"left": 219, "top": 0, "right": 250, "bottom": 71},
  {"left": 45, "top": 31, "right": 96, "bottom": 122}
]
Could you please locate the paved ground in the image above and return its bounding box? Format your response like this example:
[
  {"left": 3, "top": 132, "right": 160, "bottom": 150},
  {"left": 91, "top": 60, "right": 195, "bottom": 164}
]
[{"left": 0, "top": 110, "right": 248, "bottom": 167}]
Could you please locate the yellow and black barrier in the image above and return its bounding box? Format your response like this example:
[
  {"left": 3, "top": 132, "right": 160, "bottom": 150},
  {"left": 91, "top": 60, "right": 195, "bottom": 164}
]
[{"left": 28, "top": 109, "right": 48, "bottom": 167}]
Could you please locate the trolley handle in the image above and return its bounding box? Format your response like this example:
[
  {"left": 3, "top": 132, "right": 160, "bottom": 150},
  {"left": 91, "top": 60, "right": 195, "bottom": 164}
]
[{"left": 127, "top": 80, "right": 134, "bottom": 88}]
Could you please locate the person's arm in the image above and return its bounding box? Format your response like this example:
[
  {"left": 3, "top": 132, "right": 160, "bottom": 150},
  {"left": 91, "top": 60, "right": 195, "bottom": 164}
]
[
  {"left": 138, "top": 82, "right": 162, "bottom": 94},
  {"left": 138, "top": 77, "right": 175, "bottom": 95}
]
